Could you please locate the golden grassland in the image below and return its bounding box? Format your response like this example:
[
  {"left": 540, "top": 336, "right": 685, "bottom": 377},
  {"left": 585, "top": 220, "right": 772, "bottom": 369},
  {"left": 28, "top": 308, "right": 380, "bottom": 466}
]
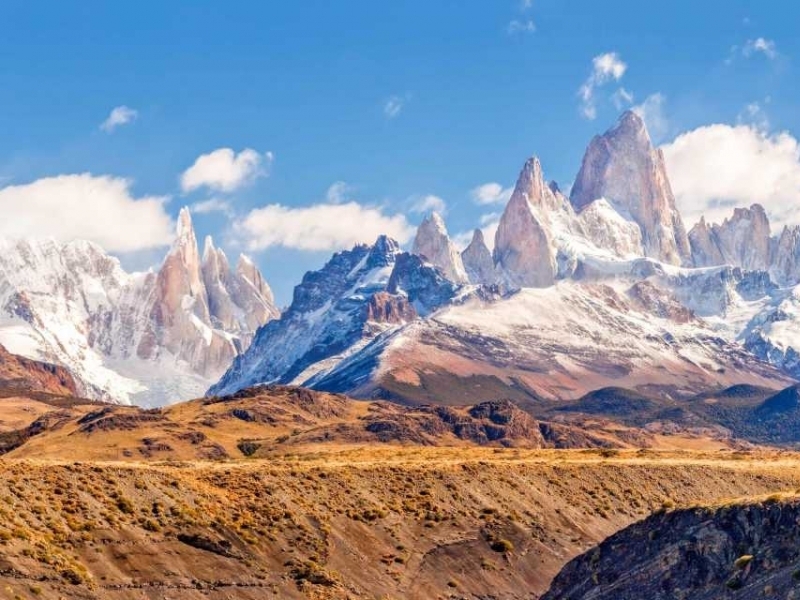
[{"left": 0, "top": 448, "right": 799, "bottom": 599}]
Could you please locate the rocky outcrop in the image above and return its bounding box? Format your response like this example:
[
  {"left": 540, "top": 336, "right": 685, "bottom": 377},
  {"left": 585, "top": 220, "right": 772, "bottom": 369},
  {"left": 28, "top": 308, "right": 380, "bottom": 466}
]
[
  {"left": 688, "top": 217, "right": 726, "bottom": 267},
  {"left": 544, "top": 497, "right": 800, "bottom": 600},
  {"left": 387, "top": 253, "right": 458, "bottom": 316},
  {"left": 689, "top": 205, "right": 772, "bottom": 271},
  {"left": 411, "top": 212, "right": 468, "bottom": 284},
  {"left": 209, "top": 235, "right": 455, "bottom": 397},
  {"left": 0, "top": 344, "right": 78, "bottom": 396},
  {"left": 461, "top": 229, "right": 496, "bottom": 285},
  {"left": 773, "top": 225, "right": 800, "bottom": 285},
  {"left": 493, "top": 157, "right": 557, "bottom": 288},
  {"left": 570, "top": 111, "right": 691, "bottom": 265}
]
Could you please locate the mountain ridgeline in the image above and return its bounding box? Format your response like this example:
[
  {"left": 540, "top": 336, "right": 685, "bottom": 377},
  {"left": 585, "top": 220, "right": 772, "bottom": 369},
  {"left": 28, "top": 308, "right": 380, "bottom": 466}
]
[
  {"left": 0, "top": 209, "right": 279, "bottom": 404},
  {"left": 211, "top": 110, "right": 800, "bottom": 403}
]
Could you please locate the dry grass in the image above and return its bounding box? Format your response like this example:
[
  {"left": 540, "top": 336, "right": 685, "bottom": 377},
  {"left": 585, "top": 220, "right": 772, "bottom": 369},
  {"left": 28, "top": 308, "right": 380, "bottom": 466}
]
[{"left": 0, "top": 449, "right": 797, "bottom": 598}]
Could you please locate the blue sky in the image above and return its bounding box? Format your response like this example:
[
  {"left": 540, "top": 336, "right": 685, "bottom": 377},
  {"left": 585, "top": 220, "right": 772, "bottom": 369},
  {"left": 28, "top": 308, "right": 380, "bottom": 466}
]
[{"left": 0, "top": 1, "right": 798, "bottom": 304}]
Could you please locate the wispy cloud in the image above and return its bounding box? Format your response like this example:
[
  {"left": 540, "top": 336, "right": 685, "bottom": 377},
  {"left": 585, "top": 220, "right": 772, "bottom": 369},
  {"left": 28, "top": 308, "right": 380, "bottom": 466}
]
[
  {"left": 743, "top": 37, "right": 778, "bottom": 59},
  {"left": 384, "top": 95, "right": 406, "bottom": 119},
  {"left": 100, "top": 105, "right": 138, "bottom": 133},
  {"left": 325, "top": 181, "right": 353, "bottom": 204},
  {"left": 410, "top": 194, "right": 447, "bottom": 215},
  {"left": 578, "top": 52, "right": 627, "bottom": 120},
  {"left": 470, "top": 182, "right": 513, "bottom": 205},
  {"left": 727, "top": 37, "right": 779, "bottom": 64},
  {"left": 507, "top": 19, "right": 535, "bottom": 34},
  {"left": 190, "top": 198, "right": 233, "bottom": 216},
  {"left": 632, "top": 93, "right": 668, "bottom": 142}
]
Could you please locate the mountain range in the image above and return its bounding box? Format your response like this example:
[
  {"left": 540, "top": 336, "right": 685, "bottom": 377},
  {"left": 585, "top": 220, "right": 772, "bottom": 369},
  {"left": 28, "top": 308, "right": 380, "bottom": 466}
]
[
  {"left": 3, "top": 110, "right": 800, "bottom": 407},
  {"left": 0, "top": 209, "right": 278, "bottom": 404},
  {"left": 211, "top": 111, "right": 800, "bottom": 404}
]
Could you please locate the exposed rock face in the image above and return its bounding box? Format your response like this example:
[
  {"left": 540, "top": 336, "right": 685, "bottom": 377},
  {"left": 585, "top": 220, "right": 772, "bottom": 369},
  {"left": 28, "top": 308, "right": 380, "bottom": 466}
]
[
  {"left": 493, "top": 157, "right": 557, "bottom": 288},
  {"left": 688, "top": 217, "right": 726, "bottom": 267},
  {"left": 544, "top": 497, "right": 800, "bottom": 600},
  {"left": 0, "top": 344, "right": 78, "bottom": 396},
  {"left": 387, "top": 253, "right": 458, "bottom": 316},
  {"left": 365, "top": 292, "right": 417, "bottom": 324},
  {"left": 773, "top": 225, "right": 800, "bottom": 285},
  {"left": 461, "top": 229, "right": 496, "bottom": 285},
  {"left": 411, "top": 212, "right": 468, "bottom": 284},
  {"left": 209, "top": 235, "right": 453, "bottom": 397},
  {"left": 689, "top": 205, "right": 772, "bottom": 270},
  {"left": 0, "top": 208, "right": 278, "bottom": 404},
  {"left": 146, "top": 208, "right": 279, "bottom": 379},
  {"left": 570, "top": 111, "right": 691, "bottom": 265}
]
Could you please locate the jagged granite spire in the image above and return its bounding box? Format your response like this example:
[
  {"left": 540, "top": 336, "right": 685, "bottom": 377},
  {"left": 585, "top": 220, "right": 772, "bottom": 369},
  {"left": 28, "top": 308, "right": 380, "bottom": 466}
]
[
  {"left": 461, "top": 229, "right": 496, "bottom": 285},
  {"left": 689, "top": 205, "right": 772, "bottom": 270},
  {"left": 570, "top": 111, "right": 691, "bottom": 266},
  {"left": 411, "top": 212, "right": 469, "bottom": 284},
  {"left": 493, "top": 156, "right": 556, "bottom": 288}
]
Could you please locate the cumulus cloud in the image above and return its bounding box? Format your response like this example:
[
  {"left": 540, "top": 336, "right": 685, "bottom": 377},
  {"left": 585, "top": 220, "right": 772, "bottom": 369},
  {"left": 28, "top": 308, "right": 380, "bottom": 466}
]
[
  {"left": 470, "top": 182, "right": 513, "bottom": 205},
  {"left": 190, "top": 198, "right": 232, "bottom": 215},
  {"left": 662, "top": 124, "right": 800, "bottom": 231},
  {"left": 632, "top": 93, "right": 668, "bottom": 142},
  {"left": 0, "top": 174, "right": 173, "bottom": 252},
  {"left": 236, "top": 201, "right": 414, "bottom": 252},
  {"left": 100, "top": 106, "right": 138, "bottom": 133},
  {"left": 410, "top": 194, "right": 447, "bottom": 215},
  {"left": 384, "top": 96, "right": 406, "bottom": 119},
  {"left": 579, "top": 52, "right": 627, "bottom": 120},
  {"left": 181, "top": 148, "right": 271, "bottom": 193}
]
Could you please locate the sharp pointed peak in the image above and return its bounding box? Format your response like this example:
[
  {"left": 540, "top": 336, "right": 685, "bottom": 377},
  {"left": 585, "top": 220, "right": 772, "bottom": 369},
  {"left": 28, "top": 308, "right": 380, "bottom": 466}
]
[
  {"left": 202, "top": 235, "right": 216, "bottom": 259},
  {"left": 419, "top": 211, "right": 449, "bottom": 236},
  {"left": 471, "top": 228, "right": 485, "bottom": 244},
  {"left": 607, "top": 110, "right": 651, "bottom": 143},
  {"left": 176, "top": 206, "right": 195, "bottom": 239}
]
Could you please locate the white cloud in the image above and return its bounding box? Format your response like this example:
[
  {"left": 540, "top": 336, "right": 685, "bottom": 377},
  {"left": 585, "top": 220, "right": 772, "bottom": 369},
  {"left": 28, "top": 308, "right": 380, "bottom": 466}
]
[
  {"left": 0, "top": 174, "right": 173, "bottom": 252},
  {"left": 190, "top": 198, "right": 232, "bottom": 215},
  {"left": 579, "top": 52, "right": 627, "bottom": 120},
  {"left": 325, "top": 181, "right": 353, "bottom": 204},
  {"left": 384, "top": 96, "right": 405, "bottom": 119},
  {"left": 470, "top": 182, "right": 513, "bottom": 205},
  {"left": 520, "top": 0, "right": 533, "bottom": 9},
  {"left": 100, "top": 106, "right": 138, "bottom": 133},
  {"left": 410, "top": 194, "right": 447, "bottom": 215},
  {"left": 632, "top": 93, "right": 668, "bottom": 142},
  {"left": 743, "top": 37, "right": 777, "bottom": 59},
  {"left": 236, "top": 202, "right": 414, "bottom": 252},
  {"left": 507, "top": 19, "right": 536, "bottom": 34},
  {"left": 181, "top": 148, "right": 271, "bottom": 193},
  {"left": 662, "top": 124, "right": 800, "bottom": 231}
]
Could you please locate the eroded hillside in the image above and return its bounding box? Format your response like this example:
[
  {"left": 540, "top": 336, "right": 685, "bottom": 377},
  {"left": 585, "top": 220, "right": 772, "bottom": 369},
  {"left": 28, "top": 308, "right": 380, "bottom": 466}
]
[{"left": 0, "top": 451, "right": 799, "bottom": 598}]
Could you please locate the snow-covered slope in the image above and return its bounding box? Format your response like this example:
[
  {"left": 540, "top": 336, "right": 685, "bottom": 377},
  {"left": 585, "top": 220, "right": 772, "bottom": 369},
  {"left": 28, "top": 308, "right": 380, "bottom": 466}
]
[{"left": 0, "top": 208, "right": 278, "bottom": 405}]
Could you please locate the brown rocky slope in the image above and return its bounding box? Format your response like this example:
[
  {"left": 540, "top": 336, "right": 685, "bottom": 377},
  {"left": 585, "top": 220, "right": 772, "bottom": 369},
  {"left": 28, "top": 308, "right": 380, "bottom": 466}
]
[{"left": 543, "top": 493, "right": 800, "bottom": 600}]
